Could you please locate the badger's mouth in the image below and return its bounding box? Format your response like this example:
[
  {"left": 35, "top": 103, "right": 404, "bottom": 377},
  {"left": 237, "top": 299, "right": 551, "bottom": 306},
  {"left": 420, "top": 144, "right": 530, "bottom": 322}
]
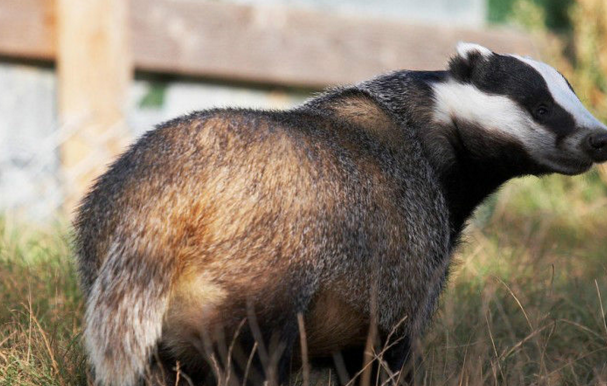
[
  {"left": 541, "top": 142, "right": 594, "bottom": 175},
  {"left": 547, "top": 156, "right": 593, "bottom": 176},
  {"left": 545, "top": 130, "right": 607, "bottom": 175},
  {"left": 560, "top": 159, "right": 593, "bottom": 175}
]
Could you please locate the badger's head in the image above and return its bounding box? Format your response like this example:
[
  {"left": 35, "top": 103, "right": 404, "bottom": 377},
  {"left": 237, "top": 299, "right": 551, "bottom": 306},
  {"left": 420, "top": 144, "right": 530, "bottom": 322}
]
[{"left": 431, "top": 42, "right": 607, "bottom": 176}]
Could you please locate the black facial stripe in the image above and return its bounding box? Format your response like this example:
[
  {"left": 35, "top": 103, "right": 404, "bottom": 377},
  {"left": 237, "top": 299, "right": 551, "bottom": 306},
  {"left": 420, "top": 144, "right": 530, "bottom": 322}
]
[
  {"left": 514, "top": 63, "right": 577, "bottom": 140},
  {"left": 455, "top": 54, "right": 578, "bottom": 140},
  {"left": 545, "top": 103, "right": 577, "bottom": 141}
]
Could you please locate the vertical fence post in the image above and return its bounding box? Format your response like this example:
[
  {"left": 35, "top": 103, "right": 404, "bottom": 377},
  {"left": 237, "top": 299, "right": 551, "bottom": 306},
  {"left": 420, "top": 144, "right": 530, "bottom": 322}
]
[{"left": 57, "top": 0, "right": 132, "bottom": 215}]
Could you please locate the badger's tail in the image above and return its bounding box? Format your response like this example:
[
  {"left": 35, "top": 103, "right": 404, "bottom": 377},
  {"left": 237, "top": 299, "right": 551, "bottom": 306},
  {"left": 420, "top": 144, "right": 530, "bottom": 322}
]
[{"left": 83, "top": 241, "right": 175, "bottom": 386}]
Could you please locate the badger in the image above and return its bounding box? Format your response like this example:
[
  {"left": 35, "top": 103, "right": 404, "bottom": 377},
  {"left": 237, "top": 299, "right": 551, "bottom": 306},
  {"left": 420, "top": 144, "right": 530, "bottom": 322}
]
[{"left": 75, "top": 42, "right": 607, "bottom": 386}]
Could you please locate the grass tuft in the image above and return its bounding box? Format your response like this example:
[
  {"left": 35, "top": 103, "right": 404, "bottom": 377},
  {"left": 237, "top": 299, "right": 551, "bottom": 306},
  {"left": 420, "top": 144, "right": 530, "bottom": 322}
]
[{"left": 0, "top": 219, "right": 87, "bottom": 385}]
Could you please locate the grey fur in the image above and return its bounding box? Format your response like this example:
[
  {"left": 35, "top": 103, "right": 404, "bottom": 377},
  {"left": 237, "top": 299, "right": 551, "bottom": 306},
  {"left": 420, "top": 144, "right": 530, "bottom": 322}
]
[{"left": 74, "top": 46, "right": 606, "bottom": 385}]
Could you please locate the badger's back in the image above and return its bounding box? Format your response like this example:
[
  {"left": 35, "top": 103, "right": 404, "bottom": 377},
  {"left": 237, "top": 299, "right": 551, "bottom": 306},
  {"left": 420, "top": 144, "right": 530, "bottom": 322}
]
[
  {"left": 75, "top": 102, "right": 450, "bottom": 385},
  {"left": 76, "top": 105, "right": 446, "bottom": 288}
]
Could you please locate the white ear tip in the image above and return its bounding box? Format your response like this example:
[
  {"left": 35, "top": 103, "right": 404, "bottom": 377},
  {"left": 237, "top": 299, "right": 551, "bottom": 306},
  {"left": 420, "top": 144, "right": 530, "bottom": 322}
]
[{"left": 456, "top": 42, "right": 492, "bottom": 59}]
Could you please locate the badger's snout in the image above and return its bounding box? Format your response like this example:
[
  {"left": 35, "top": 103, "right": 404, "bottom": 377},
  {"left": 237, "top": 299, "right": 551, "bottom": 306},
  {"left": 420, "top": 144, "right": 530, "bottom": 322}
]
[{"left": 583, "top": 131, "right": 607, "bottom": 163}]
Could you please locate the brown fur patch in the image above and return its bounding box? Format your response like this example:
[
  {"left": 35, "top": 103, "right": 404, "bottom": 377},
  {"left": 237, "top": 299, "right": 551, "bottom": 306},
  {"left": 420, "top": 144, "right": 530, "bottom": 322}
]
[
  {"left": 330, "top": 96, "right": 398, "bottom": 145},
  {"left": 305, "top": 287, "right": 369, "bottom": 357},
  {"left": 162, "top": 270, "right": 226, "bottom": 360}
]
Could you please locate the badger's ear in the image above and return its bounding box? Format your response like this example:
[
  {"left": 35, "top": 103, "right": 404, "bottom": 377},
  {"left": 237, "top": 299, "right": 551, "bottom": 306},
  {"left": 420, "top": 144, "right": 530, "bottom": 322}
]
[{"left": 448, "top": 42, "right": 493, "bottom": 82}]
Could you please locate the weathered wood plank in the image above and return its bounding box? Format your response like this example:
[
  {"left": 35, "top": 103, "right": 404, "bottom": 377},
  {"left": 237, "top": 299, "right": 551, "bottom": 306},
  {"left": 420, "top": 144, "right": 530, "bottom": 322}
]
[
  {"left": 131, "top": 0, "right": 537, "bottom": 87},
  {"left": 0, "top": 0, "right": 56, "bottom": 60},
  {"left": 57, "top": 0, "right": 132, "bottom": 211},
  {"left": 0, "top": 0, "right": 537, "bottom": 87}
]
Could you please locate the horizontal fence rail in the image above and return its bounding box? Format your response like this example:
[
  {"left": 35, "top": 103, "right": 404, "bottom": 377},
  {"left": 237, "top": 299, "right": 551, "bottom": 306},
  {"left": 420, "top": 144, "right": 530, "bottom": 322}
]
[{"left": 1, "top": 0, "right": 536, "bottom": 88}]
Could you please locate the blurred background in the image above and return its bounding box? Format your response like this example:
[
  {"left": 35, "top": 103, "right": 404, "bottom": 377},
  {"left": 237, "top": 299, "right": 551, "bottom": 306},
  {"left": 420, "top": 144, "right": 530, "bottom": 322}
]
[
  {"left": 0, "top": 0, "right": 605, "bottom": 221},
  {"left": 0, "top": 0, "right": 546, "bottom": 219},
  {"left": 1, "top": 0, "right": 607, "bottom": 385}
]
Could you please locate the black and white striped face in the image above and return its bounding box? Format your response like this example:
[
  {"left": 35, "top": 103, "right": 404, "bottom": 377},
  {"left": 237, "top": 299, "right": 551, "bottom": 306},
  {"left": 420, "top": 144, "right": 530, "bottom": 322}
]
[{"left": 432, "top": 42, "right": 607, "bottom": 175}]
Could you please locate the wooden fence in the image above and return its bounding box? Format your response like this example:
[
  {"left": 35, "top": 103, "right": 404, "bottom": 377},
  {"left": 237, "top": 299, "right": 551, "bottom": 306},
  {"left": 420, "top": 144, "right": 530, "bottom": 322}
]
[{"left": 0, "top": 0, "right": 536, "bottom": 213}]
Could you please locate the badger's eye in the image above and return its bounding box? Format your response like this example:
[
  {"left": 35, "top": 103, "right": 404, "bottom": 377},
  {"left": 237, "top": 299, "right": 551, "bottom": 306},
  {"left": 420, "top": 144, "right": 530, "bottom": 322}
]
[{"left": 534, "top": 105, "right": 550, "bottom": 119}]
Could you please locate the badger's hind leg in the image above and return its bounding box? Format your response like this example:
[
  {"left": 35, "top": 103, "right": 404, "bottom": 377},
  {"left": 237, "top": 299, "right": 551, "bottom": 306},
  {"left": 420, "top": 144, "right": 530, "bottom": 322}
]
[
  {"left": 161, "top": 270, "right": 314, "bottom": 386},
  {"left": 175, "top": 305, "right": 304, "bottom": 386},
  {"left": 224, "top": 307, "right": 302, "bottom": 386},
  {"left": 158, "top": 270, "right": 227, "bottom": 383},
  {"left": 141, "top": 348, "right": 186, "bottom": 386}
]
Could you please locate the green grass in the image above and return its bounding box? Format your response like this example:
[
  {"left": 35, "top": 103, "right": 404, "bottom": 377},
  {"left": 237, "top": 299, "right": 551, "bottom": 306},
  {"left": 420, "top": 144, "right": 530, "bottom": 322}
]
[
  {"left": 487, "top": 0, "right": 573, "bottom": 31},
  {"left": 1, "top": 171, "right": 607, "bottom": 385},
  {"left": 421, "top": 171, "right": 607, "bottom": 385},
  {"left": 0, "top": 220, "right": 87, "bottom": 385}
]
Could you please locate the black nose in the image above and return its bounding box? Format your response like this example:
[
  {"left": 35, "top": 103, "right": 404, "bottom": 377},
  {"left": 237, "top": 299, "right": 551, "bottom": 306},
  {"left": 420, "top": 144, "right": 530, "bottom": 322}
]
[
  {"left": 588, "top": 132, "right": 607, "bottom": 149},
  {"left": 584, "top": 132, "right": 607, "bottom": 162}
]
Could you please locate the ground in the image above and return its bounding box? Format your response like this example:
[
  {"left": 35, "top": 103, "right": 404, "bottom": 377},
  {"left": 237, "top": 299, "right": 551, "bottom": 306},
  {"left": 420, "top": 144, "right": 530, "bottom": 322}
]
[{"left": 1, "top": 170, "right": 607, "bottom": 385}]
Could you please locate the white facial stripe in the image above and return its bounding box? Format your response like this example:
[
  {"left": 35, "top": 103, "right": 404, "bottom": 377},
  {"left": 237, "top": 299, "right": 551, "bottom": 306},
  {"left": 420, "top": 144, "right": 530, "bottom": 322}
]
[
  {"left": 456, "top": 42, "right": 493, "bottom": 59},
  {"left": 431, "top": 80, "right": 559, "bottom": 164},
  {"left": 432, "top": 80, "right": 535, "bottom": 139},
  {"left": 512, "top": 55, "right": 607, "bottom": 130}
]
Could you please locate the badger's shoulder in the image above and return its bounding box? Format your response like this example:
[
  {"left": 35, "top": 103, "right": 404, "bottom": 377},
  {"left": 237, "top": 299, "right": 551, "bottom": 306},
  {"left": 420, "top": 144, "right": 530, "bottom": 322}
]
[{"left": 301, "top": 87, "right": 408, "bottom": 146}]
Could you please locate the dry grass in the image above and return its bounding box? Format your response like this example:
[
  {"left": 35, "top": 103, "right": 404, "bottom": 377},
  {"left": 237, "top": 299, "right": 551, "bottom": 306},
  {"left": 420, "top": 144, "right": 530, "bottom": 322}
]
[
  {"left": 420, "top": 171, "right": 607, "bottom": 385},
  {"left": 1, "top": 171, "right": 607, "bottom": 386},
  {"left": 0, "top": 219, "right": 87, "bottom": 385}
]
